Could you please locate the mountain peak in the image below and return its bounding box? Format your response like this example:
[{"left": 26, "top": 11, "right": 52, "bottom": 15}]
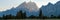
[
  {"left": 25, "top": 1, "right": 38, "bottom": 11},
  {"left": 16, "top": 1, "right": 39, "bottom": 16},
  {"left": 0, "top": 1, "right": 39, "bottom": 17},
  {"left": 47, "top": 2, "right": 53, "bottom": 6},
  {"left": 55, "top": 1, "right": 60, "bottom": 5},
  {"left": 56, "top": 1, "right": 60, "bottom": 4}
]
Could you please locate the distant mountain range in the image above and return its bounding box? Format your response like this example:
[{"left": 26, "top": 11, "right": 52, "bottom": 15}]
[
  {"left": 0, "top": 1, "right": 39, "bottom": 17},
  {"left": 0, "top": 1, "right": 60, "bottom": 17},
  {"left": 41, "top": 1, "right": 60, "bottom": 17}
]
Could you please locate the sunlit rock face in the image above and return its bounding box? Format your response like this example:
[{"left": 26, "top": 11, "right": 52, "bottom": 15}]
[
  {"left": 16, "top": 1, "right": 39, "bottom": 11},
  {"left": 26, "top": 2, "right": 39, "bottom": 11},
  {"left": 25, "top": 2, "right": 39, "bottom": 17},
  {"left": 14, "top": 1, "right": 39, "bottom": 17}
]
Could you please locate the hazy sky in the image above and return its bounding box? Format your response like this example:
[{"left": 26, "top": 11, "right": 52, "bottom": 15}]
[{"left": 0, "top": 0, "right": 59, "bottom": 11}]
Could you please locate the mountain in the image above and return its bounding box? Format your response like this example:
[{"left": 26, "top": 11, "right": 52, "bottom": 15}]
[
  {"left": 54, "top": 1, "right": 60, "bottom": 16},
  {"left": 16, "top": 1, "right": 39, "bottom": 17},
  {"left": 41, "top": 1, "right": 60, "bottom": 17},
  {"left": 0, "top": 1, "right": 39, "bottom": 17}
]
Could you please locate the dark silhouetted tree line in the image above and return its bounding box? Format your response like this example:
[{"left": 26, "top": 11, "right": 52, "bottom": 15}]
[
  {"left": 16, "top": 10, "right": 26, "bottom": 19},
  {"left": 0, "top": 9, "right": 60, "bottom": 19},
  {"left": 0, "top": 10, "right": 26, "bottom": 19}
]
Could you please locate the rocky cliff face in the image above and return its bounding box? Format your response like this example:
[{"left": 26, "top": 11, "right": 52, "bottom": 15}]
[
  {"left": 41, "top": 1, "right": 60, "bottom": 17},
  {"left": 0, "top": 1, "right": 39, "bottom": 17}
]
